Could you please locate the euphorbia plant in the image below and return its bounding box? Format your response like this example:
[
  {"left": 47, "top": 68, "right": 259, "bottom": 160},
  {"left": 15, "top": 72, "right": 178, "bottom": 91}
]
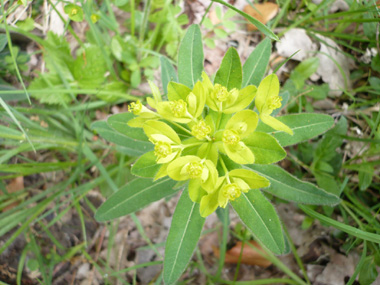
[{"left": 93, "top": 25, "right": 340, "bottom": 284}]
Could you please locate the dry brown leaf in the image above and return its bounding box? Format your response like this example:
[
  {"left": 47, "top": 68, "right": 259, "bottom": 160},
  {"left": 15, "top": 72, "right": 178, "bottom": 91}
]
[
  {"left": 243, "top": 2, "right": 279, "bottom": 31},
  {"left": 209, "top": 9, "right": 220, "bottom": 26},
  {"left": 213, "top": 240, "right": 272, "bottom": 267},
  {"left": 2, "top": 176, "right": 24, "bottom": 211}
]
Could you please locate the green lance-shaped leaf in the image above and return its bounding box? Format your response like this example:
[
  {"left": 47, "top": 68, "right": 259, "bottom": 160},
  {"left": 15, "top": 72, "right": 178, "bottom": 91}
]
[
  {"left": 91, "top": 121, "right": 153, "bottom": 156},
  {"left": 107, "top": 112, "right": 149, "bottom": 141},
  {"left": 160, "top": 56, "right": 178, "bottom": 94},
  {"left": 167, "top": 82, "right": 192, "bottom": 102},
  {"left": 242, "top": 38, "right": 272, "bottom": 87},
  {"left": 256, "top": 113, "right": 334, "bottom": 147},
  {"left": 178, "top": 24, "right": 204, "bottom": 89},
  {"left": 231, "top": 189, "right": 285, "bottom": 255},
  {"left": 244, "top": 132, "right": 286, "bottom": 164},
  {"left": 95, "top": 177, "right": 178, "bottom": 222},
  {"left": 214, "top": 47, "right": 242, "bottom": 91},
  {"left": 131, "top": 151, "right": 161, "bottom": 178},
  {"left": 164, "top": 188, "right": 205, "bottom": 285},
  {"left": 211, "top": 0, "right": 279, "bottom": 41},
  {"left": 246, "top": 164, "right": 341, "bottom": 205}
]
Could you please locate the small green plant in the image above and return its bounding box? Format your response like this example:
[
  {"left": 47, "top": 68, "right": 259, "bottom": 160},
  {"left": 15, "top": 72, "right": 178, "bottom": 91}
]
[
  {"left": 94, "top": 24, "right": 341, "bottom": 284},
  {"left": 203, "top": 6, "right": 237, "bottom": 48}
]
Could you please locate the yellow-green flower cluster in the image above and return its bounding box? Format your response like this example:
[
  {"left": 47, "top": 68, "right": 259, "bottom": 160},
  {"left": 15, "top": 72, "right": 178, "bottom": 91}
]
[{"left": 128, "top": 73, "right": 292, "bottom": 217}]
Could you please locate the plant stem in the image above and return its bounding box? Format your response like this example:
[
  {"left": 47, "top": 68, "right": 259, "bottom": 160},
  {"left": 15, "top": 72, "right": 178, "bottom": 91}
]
[{"left": 200, "top": 2, "right": 213, "bottom": 26}]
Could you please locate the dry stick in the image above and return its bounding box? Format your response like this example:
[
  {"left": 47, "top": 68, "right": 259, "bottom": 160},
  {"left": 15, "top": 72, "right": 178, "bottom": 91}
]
[{"left": 88, "top": 226, "right": 107, "bottom": 284}]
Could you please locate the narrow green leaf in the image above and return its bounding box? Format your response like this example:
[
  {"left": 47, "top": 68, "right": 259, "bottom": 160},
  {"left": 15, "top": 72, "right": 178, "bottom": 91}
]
[
  {"left": 214, "top": 47, "right": 242, "bottom": 90},
  {"left": 95, "top": 177, "right": 177, "bottom": 222},
  {"left": 178, "top": 24, "right": 204, "bottom": 88},
  {"left": 300, "top": 205, "right": 380, "bottom": 244},
  {"left": 0, "top": 161, "right": 78, "bottom": 176},
  {"left": 244, "top": 132, "right": 286, "bottom": 164},
  {"left": 131, "top": 151, "right": 161, "bottom": 178},
  {"left": 160, "top": 56, "right": 178, "bottom": 94},
  {"left": 314, "top": 170, "right": 341, "bottom": 196},
  {"left": 359, "top": 258, "right": 379, "bottom": 285},
  {"left": 0, "top": 97, "right": 34, "bottom": 150},
  {"left": 231, "top": 189, "right": 285, "bottom": 254},
  {"left": 242, "top": 38, "right": 271, "bottom": 87},
  {"left": 167, "top": 82, "right": 192, "bottom": 101},
  {"left": 91, "top": 121, "right": 153, "bottom": 156},
  {"left": 256, "top": 113, "right": 334, "bottom": 146},
  {"left": 0, "top": 34, "right": 7, "bottom": 52},
  {"left": 107, "top": 112, "right": 149, "bottom": 141},
  {"left": 247, "top": 164, "right": 341, "bottom": 205},
  {"left": 164, "top": 188, "right": 205, "bottom": 284},
  {"left": 211, "top": 0, "right": 279, "bottom": 41},
  {"left": 358, "top": 164, "right": 374, "bottom": 191}
]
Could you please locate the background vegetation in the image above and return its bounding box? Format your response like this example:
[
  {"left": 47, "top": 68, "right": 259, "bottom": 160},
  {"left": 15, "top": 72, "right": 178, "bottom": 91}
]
[{"left": 0, "top": 0, "right": 379, "bottom": 284}]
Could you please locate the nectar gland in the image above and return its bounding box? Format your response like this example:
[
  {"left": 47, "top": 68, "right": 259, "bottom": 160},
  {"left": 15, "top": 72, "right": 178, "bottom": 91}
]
[
  {"left": 222, "top": 129, "right": 240, "bottom": 146},
  {"left": 170, "top": 99, "right": 187, "bottom": 117},
  {"left": 192, "top": 120, "right": 211, "bottom": 140},
  {"left": 186, "top": 161, "right": 204, "bottom": 179},
  {"left": 71, "top": 8, "right": 78, "bottom": 15},
  {"left": 222, "top": 183, "right": 242, "bottom": 201},
  {"left": 128, "top": 100, "right": 143, "bottom": 115},
  {"left": 154, "top": 141, "right": 172, "bottom": 160},
  {"left": 212, "top": 84, "right": 230, "bottom": 102},
  {"left": 267, "top": 96, "right": 282, "bottom": 110}
]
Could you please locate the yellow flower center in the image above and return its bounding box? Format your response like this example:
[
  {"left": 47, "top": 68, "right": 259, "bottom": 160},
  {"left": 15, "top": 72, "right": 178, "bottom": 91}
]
[
  {"left": 222, "top": 129, "right": 240, "bottom": 146},
  {"left": 128, "top": 100, "right": 143, "bottom": 115},
  {"left": 213, "top": 84, "right": 230, "bottom": 102},
  {"left": 91, "top": 14, "right": 99, "bottom": 23},
  {"left": 186, "top": 161, "right": 204, "bottom": 179},
  {"left": 267, "top": 96, "right": 282, "bottom": 110},
  {"left": 71, "top": 8, "right": 78, "bottom": 15},
  {"left": 170, "top": 99, "right": 187, "bottom": 117},
  {"left": 192, "top": 120, "right": 211, "bottom": 140},
  {"left": 154, "top": 141, "right": 172, "bottom": 160},
  {"left": 222, "top": 183, "right": 242, "bottom": 201}
]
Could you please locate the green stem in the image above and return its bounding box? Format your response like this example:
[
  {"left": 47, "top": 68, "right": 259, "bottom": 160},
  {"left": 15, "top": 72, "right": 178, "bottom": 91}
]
[
  {"left": 130, "top": 0, "right": 135, "bottom": 36},
  {"left": 219, "top": 156, "right": 229, "bottom": 178},
  {"left": 283, "top": 225, "right": 311, "bottom": 284},
  {"left": 216, "top": 207, "right": 229, "bottom": 278},
  {"left": 200, "top": 3, "right": 213, "bottom": 26},
  {"left": 170, "top": 121, "right": 193, "bottom": 136},
  {"left": 233, "top": 239, "right": 245, "bottom": 282},
  {"left": 0, "top": 0, "right": 30, "bottom": 104},
  {"left": 215, "top": 111, "right": 223, "bottom": 130},
  {"left": 245, "top": 242, "right": 308, "bottom": 285},
  {"left": 178, "top": 142, "right": 204, "bottom": 149}
]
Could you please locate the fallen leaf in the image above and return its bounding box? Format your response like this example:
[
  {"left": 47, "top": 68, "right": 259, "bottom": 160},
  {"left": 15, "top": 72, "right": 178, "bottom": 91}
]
[
  {"left": 214, "top": 240, "right": 272, "bottom": 267},
  {"left": 3, "top": 176, "right": 24, "bottom": 211},
  {"left": 243, "top": 2, "right": 279, "bottom": 31},
  {"left": 209, "top": 9, "right": 220, "bottom": 26}
]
